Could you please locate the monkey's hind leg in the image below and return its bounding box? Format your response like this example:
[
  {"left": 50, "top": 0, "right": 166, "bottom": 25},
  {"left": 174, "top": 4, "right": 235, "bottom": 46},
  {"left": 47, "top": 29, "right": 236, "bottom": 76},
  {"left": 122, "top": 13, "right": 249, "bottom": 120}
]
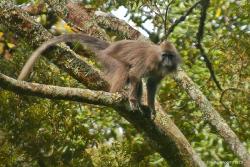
[
  {"left": 109, "top": 62, "right": 129, "bottom": 93},
  {"left": 98, "top": 54, "right": 128, "bottom": 92}
]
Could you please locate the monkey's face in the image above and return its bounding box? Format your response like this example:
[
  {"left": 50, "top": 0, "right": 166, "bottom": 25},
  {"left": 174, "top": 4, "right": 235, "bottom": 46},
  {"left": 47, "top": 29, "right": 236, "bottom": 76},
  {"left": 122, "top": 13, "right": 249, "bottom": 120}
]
[
  {"left": 160, "top": 51, "right": 181, "bottom": 73},
  {"left": 159, "top": 41, "right": 181, "bottom": 73}
]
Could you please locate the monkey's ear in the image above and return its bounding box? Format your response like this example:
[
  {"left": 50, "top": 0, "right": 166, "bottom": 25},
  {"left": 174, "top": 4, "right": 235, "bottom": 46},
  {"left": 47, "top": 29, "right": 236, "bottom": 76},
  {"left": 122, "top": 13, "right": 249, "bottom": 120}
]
[{"left": 160, "top": 41, "right": 173, "bottom": 50}]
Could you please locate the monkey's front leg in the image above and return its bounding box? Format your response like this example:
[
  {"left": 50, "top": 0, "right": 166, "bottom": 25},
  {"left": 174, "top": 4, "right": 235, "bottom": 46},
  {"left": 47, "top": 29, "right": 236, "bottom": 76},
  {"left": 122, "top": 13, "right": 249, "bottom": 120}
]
[{"left": 146, "top": 76, "right": 162, "bottom": 118}]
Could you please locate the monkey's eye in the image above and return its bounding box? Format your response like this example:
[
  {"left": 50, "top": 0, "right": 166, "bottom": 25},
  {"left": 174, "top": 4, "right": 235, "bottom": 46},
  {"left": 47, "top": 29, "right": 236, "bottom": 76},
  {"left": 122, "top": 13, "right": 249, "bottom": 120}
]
[{"left": 161, "top": 52, "right": 174, "bottom": 59}]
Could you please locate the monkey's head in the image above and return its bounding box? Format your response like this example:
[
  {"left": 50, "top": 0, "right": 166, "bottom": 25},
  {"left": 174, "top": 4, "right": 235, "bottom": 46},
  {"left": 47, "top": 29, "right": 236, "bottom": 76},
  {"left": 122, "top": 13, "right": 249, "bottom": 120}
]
[{"left": 159, "top": 41, "right": 182, "bottom": 73}]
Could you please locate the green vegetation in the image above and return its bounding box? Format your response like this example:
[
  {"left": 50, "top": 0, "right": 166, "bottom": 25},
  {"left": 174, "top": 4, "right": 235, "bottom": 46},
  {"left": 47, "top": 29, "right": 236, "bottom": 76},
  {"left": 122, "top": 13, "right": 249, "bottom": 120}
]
[{"left": 0, "top": 0, "right": 249, "bottom": 166}]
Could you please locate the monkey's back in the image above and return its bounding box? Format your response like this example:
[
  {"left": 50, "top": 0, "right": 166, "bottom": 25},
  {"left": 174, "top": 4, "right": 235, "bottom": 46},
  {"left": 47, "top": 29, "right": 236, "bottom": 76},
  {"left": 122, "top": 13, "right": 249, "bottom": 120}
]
[{"left": 101, "top": 40, "right": 162, "bottom": 69}]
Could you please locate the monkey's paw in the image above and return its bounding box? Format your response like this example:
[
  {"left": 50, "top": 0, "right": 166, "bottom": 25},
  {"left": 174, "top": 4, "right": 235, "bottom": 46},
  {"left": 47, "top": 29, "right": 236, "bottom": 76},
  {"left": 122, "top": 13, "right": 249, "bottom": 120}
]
[
  {"left": 140, "top": 105, "right": 156, "bottom": 119},
  {"left": 129, "top": 99, "right": 141, "bottom": 112},
  {"left": 149, "top": 108, "right": 156, "bottom": 120},
  {"left": 120, "top": 89, "right": 128, "bottom": 97}
]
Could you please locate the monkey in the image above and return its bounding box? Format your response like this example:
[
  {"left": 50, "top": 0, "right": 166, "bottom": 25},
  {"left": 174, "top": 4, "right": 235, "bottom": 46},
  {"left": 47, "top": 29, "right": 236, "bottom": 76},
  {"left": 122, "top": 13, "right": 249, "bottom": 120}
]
[{"left": 18, "top": 33, "right": 181, "bottom": 116}]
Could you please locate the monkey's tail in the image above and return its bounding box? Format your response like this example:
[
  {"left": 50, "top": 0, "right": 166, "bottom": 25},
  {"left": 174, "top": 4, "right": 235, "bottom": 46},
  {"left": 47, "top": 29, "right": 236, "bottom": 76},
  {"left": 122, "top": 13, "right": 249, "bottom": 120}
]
[{"left": 18, "top": 34, "right": 110, "bottom": 80}]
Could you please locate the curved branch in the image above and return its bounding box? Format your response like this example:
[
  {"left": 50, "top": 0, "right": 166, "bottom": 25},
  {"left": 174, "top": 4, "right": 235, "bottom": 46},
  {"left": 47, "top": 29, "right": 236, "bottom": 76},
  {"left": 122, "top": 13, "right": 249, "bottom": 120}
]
[
  {"left": 220, "top": 87, "right": 250, "bottom": 114},
  {"left": 164, "top": 0, "right": 175, "bottom": 35},
  {"left": 195, "top": 0, "right": 222, "bottom": 91}
]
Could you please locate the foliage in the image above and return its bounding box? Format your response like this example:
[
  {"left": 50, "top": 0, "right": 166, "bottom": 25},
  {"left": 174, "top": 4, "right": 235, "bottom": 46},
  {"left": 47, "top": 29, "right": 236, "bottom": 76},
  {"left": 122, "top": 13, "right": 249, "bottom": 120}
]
[{"left": 0, "top": 0, "right": 250, "bottom": 166}]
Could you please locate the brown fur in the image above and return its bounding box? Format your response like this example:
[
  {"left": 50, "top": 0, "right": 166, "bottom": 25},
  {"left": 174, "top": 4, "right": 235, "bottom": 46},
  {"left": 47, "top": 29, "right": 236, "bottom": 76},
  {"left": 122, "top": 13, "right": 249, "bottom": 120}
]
[
  {"left": 18, "top": 34, "right": 181, "bottom": 115},
  {"left": 98, "top": 40, "right": 181, "bottom": 113}
]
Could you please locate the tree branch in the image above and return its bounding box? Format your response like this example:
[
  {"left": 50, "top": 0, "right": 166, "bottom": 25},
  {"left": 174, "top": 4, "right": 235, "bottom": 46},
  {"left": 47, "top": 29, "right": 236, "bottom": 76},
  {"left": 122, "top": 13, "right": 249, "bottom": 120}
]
[
  {"left": 173, "top": 68, "right": 250, "bottom": 166},
  {"left": 220, "top": 87, "right": 250, "bottom": 115},
  {"left": 95, "top": 11, "right": 141, "bottom": 40},
  {"left": 164, "top": 0, "right": 175, "bottom": 35},
  {"left": 44, "top": 0, "right": 110, "bottom": 40},
  {"left": 0, "top": 73, "right": 124, "bottom": 107},
  {"left": 195, "top": 0, "right": 223, "bottom": 91},
  {"left": 165, "top": 0, "right": 202, "bottom": 38}
]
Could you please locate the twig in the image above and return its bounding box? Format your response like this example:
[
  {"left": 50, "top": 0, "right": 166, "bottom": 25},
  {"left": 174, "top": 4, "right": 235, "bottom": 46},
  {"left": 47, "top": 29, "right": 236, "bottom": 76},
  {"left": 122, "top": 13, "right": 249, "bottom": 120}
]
[
  {"left": 165, "top": 0, "right": 202, "bottom": 38},
  {"left": 164, "top": 0, "right": 175, "bottom": 35},
  {"left": 195, "top": 0, "right": 223, "bottom": 91},
  {"left": 220, "top": 87, "right": 250, "bottom": 113},
  {"left": 146, "top": 0, "right": 175, "bottom": 39},
  {"left": 153, "top": 1, "right": 163, "bottom": 18}
]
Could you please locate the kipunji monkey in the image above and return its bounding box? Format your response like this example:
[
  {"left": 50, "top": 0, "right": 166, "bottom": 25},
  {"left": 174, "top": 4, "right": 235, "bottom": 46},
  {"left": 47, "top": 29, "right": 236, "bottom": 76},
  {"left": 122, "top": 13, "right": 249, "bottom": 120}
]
[{"left": 18, "top": 34, "right": 181, "bottom": 115}]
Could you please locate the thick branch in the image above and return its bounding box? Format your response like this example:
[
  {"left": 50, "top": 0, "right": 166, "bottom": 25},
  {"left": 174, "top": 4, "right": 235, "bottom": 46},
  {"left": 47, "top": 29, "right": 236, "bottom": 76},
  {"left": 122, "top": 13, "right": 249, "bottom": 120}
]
[
  {"left": 44, "top": 0, "right": 109, "bottom": 40},
  {"left": 196, "top": 0, "right": 222, "bottom": 91},
  {"left": 94, "top": 11, "right": 142, "bottom": 40},
  {"left": 45, "top": 0, "right": 141, "bottom": 40},
  {"left": 0, "top": 73, "right": 124, "bottom": 107}
]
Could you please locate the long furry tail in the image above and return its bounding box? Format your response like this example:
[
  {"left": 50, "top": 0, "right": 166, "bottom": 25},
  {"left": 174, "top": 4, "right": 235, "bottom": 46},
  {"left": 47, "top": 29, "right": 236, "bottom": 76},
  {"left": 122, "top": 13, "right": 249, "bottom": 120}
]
[{"left": 18, "top": 34, "right": 109, "bottom": 80}]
